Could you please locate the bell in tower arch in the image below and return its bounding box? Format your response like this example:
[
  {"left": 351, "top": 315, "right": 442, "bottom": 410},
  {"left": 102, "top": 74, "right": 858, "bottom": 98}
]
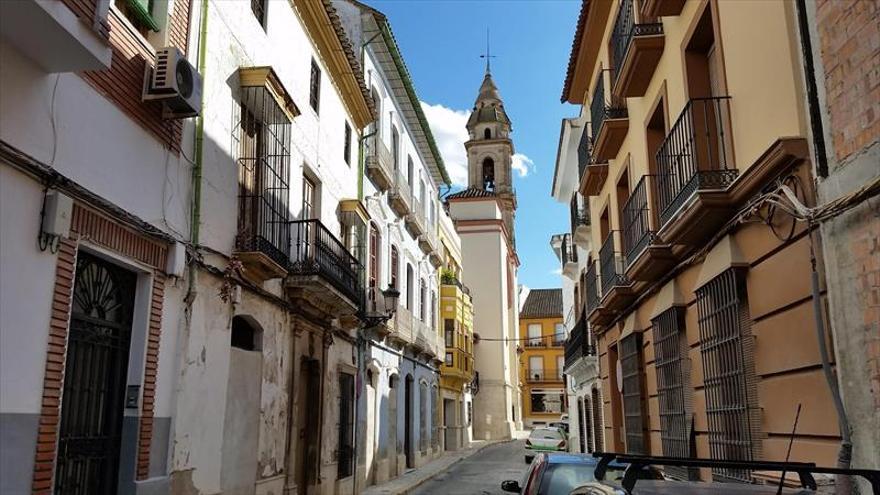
[{"left": 482, "top": 157, "right": 495, "bottom": 191}]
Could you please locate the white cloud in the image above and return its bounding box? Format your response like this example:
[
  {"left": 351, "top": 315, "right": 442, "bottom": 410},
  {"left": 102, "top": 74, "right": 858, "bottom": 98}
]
[
  {"left": 420, "top": 101, "right": 470, "bottom": 186},
  {"left": 421, "top": 101, "right": 534, "bottom": 186},
  {"left": 512, "top": 153, "right": 534, "bottom": 178},
  {"left": 551, "top": 268, "right": 563, "bottom": 276}
]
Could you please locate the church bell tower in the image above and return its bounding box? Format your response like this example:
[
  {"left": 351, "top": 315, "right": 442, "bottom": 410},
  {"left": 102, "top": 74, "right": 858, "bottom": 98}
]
[{"left": 465, "top": 68, "right": 517, "bottom": 244}]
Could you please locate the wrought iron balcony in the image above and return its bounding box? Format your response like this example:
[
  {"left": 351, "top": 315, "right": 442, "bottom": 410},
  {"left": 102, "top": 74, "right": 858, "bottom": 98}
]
[
  {"left": 570, "top": 193, "right": 591, "bottom": 245},
  {"left": 561, "top": 233, "right": 579, "bottom": 278},
  {"left": 564, "top": 313, "right": 597, "bottom": 370},
  {"left": 365, "top": 135, "right": 394, "bottom": 191},
  {"left": 590, "top": 73, "right": 629, "bottom": 162},
  {"left": 389, "top": 169, "right": 413, "bottom": 217},
  {"left": 599, "top": 232, "right": 629, "bottom": 295},
  {"left": 523, "top": 334, "right": 566, "bottom": 349},
  {"left": 287, "top": 219, "right": 362, "bottom": 308},
  {"left": 656, "top": 97, "right": 738, "bottom": 229},
  {"left": 611, "top": 0, "right": 664, "bottom": 98},
  {"left": 622, "top": 175, "right": 657, "bottom": 266},
  {"left": 525, "top": 368, "right": 564, "bottom": 383},
  {"left": 585, "top": 261, "right": 600, "bottom": 316}
]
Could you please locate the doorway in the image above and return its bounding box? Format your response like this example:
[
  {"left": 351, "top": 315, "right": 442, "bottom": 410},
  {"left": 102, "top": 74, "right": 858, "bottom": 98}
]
[
  {"left": 55, "top": 252, "right": 137, "bottom": 494},
  {"left": 297, "top": 358, "right": 321, "bottom": 489},
  {"left": 443, "top": 399, "right": 456, "bottom": 451}
]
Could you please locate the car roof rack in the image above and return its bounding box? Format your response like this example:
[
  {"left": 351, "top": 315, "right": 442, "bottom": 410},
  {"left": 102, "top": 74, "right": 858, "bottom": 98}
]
[{"left": 591, "top": 452, "right": 880, "bottom": 495}]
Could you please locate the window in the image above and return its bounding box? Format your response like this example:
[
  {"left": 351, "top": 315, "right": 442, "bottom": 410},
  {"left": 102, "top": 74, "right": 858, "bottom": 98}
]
[
  {"left": 652, "top": 307, "right": 697, "bottom": 480},
  {"left": 368, "top": 224, "right": 380, "bottom": 304},
  {"left": 251, "top": 0, "right": 267, "bottom": 27},
  {"left": 390, "top": 246, "right": 399, "bottom": 289},
  {"left": 419, "top": 382, "right": 428, "bottom": 452},
  {"left": 444, "top": 319, "right": 454, "bottom": 347},
  {"left": 620, "top": 333, "right": 647, "bottom": 454},
  {"left": 407, "top": 156, "right": 414, "bottom": 186},
  {"left": 697, "top": 269, "right": 758, "bottom": 482},
  {"left": 530, "top": 390, "right": 564, "bottom": 414},
  {"left": 406, "top": 263, "right": 414, "bottom": 309},
  {"left": 310, "top": 58, "right": 321, "bottom": 113},
  {"left": 235, "top": 84, "right": 292, "bottom": 267},
  {"left": 302, "top": 175, "right": 316, "bottom": 220},
  {"left": 419, "top": 279, "right": 427, "bottom": 321},
  {"left": 556, "top": 356, "right": 564, "bottom": 380},
  {"left": 528, "top": 356, "right": 544, "bottom": 380},
  {"left": 114, "top": 0, "right": 160, "bottom": 35},
  {"left": 554, "top": 323, "right": 565, "bottom": 345},
  {"left": 337, "top": 372, "right": 355, "bottom": 478},
  {"left": 392, "top": 126, "right": 400, "bottom": 170},
  {"left": 484, "top": 128, "right": 491, "bottom": 139},
  {"left": 431, "top": 291, "right": 437, "bottom": 330},
  {"left": 482, "top": 157, "right": 495, "bottom": 190},
  {"left": 527, "top": 323, "right": 542, "bottom": 347},
  {"left": 343, "top": 122, "right": 352, "bottom": 165},
  {"left": 592, "top": 387, "right": 604, "bottom": 452},
  {"left": 445, "top": 352, "right": 453, "bottom": 366},
  {"left": 231, "top": 316, "right": 261, "bottom": 351}
]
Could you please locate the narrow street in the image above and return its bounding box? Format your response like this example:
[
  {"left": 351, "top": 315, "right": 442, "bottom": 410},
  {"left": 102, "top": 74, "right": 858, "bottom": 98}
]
[{"left": 411, "top": 440, "right": 529, "bottom": 495}]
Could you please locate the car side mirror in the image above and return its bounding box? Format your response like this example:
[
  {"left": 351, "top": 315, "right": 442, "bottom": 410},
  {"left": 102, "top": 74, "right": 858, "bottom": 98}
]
[{"left": 501, "top": 480, "right": 521, "bottom": 493}]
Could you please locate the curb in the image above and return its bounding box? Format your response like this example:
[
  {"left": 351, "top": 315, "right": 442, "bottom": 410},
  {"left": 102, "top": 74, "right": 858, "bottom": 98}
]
[{"left": 397, "top": 438, "right": 517, "bottom": 495}]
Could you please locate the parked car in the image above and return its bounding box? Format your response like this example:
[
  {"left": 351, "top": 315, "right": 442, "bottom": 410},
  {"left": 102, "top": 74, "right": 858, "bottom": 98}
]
[
  {"left": 525, "top": 427, "right": 568, "bottom": 463},
  {"left": 548, "top": 421, "right": 569, "bottom": 434},
  {"left": 569, "top": 480, "right": 820, "bottom": 494},
  {"left": 502, "top": 452, "right": 662, "bottom": 494}
]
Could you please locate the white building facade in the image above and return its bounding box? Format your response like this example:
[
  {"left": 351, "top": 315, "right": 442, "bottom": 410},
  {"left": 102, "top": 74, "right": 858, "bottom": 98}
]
[{"left": 550, "top": 115, "right": 603, "bottom": 454}]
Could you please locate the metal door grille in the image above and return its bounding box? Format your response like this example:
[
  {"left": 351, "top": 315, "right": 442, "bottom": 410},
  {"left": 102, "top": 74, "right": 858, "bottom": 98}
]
[
  {"left": 652, "top": 307, "right": 696, "bottom": 480},
  {"left": 56, "top": 252, "right": 136, "bottom": 495},
  {"left": 620, "top": 333, "right": 647, "bottom": 454},
  {"left": 696, "top": 269, "right": 759, "bottom": 482}
]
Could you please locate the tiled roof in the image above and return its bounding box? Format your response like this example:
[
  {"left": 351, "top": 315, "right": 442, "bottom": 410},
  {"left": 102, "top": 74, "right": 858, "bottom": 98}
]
[
  {"left": 321, "top": 0, "right": 376, "bottom": 120},
  {"left": 520, "top": 288, "right": 563, "bottom": 318},
  {"left": 445, "top": 187, "right": 497, "bottom": 200},
  {"left": 561, "top": 0, "right": 590, "bottom": 103}
]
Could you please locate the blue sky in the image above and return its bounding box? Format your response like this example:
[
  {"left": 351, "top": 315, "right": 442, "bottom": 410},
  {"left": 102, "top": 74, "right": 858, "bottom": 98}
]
[{"left": 369, "top": 0, "right": 581, "bottom": 290}]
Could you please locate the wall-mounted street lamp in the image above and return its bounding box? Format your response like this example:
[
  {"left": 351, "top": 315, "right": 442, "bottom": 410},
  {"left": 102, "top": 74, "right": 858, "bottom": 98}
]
[{"left": 360, "top": 286, "right": 400, "bottom": 328}]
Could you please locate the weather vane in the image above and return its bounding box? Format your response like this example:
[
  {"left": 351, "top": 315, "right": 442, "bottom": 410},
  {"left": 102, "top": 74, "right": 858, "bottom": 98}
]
[{"left": 480, "top": 28, "right": 496, "bottom": 74}]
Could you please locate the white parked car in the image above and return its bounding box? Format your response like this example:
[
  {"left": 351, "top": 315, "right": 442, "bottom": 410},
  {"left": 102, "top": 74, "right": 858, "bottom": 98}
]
[{"left": 524, "top": 427, "right": 567, "bottom": 463}]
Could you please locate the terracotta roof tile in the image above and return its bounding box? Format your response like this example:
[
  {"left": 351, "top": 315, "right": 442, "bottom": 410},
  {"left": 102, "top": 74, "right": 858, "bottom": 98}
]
[{"left": 520, "top": 288, "right": 563, "bottom": 318}]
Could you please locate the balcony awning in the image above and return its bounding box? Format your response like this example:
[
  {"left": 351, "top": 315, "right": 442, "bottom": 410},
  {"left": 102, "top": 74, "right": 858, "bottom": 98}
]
[{"left": 339, "top": 199, "right": 370, "bottom": 226}]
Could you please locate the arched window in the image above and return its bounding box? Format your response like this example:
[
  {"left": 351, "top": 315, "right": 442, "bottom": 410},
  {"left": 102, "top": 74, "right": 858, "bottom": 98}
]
[
  {"left": 231, "top": 315, "right": 262, "bottom": 351},
  {"left": 419, "top": 278, "right": 427, "bottom": 321},
  {"left": 390, "top": 245, "right": 399, "bottom": 289},
  {"left": 406, "top": 263, "right": 414, "bottom": 309},
  {"left": 482, "top": 157, "right": 495, "bottom": 191},
  {"left": 483, "top": 128, "right": 491, "bottom": 139},
  {"left": 371, "top": 87, "right": 381, "bottom": 136},
  {"left": 392, "top": 126, "right": 400, "bottom": 170},
  {"left": 369, "top": 223, "right": 380, "bottom": 304}
]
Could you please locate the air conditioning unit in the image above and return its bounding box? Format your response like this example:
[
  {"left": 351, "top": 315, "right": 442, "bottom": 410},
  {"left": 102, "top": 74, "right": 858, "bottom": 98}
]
[{"left": 143, "top": 47, "right": 202, "bottom": 119}]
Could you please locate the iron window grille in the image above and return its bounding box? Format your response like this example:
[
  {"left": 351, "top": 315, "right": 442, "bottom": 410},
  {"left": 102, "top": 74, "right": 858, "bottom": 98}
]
[
  {"left": 621, "top": 175, "right": 659, "bottom": 267},
  {"left": 696, "top": 268, "right": 760, "bottom": 483},
  {"left": 611, "top": 0, "right": 663, "bottom": 89},
  {"left": 585, "top": 261, "right": 600, "bottom": 314},
  {"left": 570, "top": 193, "right": 590, "bottom": 235},
  {"left": 337, "top": 373, "right": 355, "bottom": 479},
  {"left": 652, "top": 307, "right": 698, "bottom": 480},
  {"left": 592, "top": 387, "right": 604, "bottom": 452},
  {"left": 234, "top": 86, "right": 292, "bottom": 268},
  {"left": 251, "top": 0, "right": 266, "bottom": 27},
  {"left": 562, "top": 233, "right": 578, "bottom": 266},
  {"left": 309, "top": 58, "right": 321, "bottom": 113},
  {"left": 655, "top": 97, "right": 737, "bottom": 228},
  {"left": 344, "top": 122, "right": 352, "bottom": 165},
  {"left": 620, "top": 333, "right": 647, "bottom": 454},
  {"left": 289, "top": 219, "right": 362, "bottom": 305},
  {"left": 564, "top": 311, "right": 596, "bottom": 369}
]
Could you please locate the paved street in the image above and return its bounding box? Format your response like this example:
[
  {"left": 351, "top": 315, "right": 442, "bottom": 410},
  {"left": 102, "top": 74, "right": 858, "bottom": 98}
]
[{"left": 411, "top": 440, "right": 529, "bottom": 495}]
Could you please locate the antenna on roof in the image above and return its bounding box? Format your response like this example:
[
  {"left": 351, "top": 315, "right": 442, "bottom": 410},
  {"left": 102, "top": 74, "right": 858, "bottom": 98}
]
[{"left": 480, "top": 28, "right": 496, "bottom": 74}]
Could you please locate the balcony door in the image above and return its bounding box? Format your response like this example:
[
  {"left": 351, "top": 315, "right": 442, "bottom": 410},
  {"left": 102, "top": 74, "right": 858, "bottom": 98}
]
[
  {"left": 529, "top": 356, "right": 544, "bottom": 381},
  {"left": 527, "top": 323, "right": 542, "bottom": 347}
]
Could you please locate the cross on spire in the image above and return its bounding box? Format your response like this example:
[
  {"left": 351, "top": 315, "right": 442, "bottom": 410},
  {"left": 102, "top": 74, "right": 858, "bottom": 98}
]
[{"left": 480, "top": 28, "right": 496, "bottom": 74}]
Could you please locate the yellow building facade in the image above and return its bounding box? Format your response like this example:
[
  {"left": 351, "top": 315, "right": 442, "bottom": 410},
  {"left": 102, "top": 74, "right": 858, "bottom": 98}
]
[
  {"left": 438, "top": 213, "right": 475, "bottom": 450},
  {"left": 518, "top": 289, "right": 566, "bottom": 428}
]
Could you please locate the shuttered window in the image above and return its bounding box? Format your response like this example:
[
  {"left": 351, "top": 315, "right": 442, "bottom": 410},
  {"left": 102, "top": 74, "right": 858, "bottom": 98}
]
[
  {"left": 591, "top": 387, "right": 604, "bottom": 452},
  {"left": 696, "top": 268, "right": 759, "bottom": 482},
  {"left": 652, "top": 307, "right": 697, "bottom": 480},
  {"left": 309, "top": 59, "right": 321, "bottom": 113},
  {"left": 620, "top": 333, "right": 647, "bottom": 454}
]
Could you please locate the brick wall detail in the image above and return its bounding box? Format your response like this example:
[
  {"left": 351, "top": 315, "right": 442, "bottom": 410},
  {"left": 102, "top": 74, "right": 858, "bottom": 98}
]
[
  {"left": 136, "top": 274, "right": 166, "bottom": 480},
  {"left": 814, "top": 0, "right": 880, "bottom": 163},
  {"left": 80, "top": 0, "right": 192, "bottom": 153}
]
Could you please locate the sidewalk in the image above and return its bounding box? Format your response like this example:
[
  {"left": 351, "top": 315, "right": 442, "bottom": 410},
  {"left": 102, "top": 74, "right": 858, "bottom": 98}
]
[{"left": 361, "top": 436, "right": 520, "bottom": 495}]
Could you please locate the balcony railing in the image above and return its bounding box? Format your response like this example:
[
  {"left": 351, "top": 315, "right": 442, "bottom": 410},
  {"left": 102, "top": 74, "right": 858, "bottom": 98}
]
[
  {"left": 526, "top": 368, "right": 564, "bottom": 383},
  {"left": 561, "top": 233, "right": 578, "bottom": 265},
  {"left": 590, "top": 73, "right": 627, "bottom": 160},
  {"left": 656, "top": 97, "right": 737, "bottom": 228},
  {"left": 365, "top": 135, "right": 393, "bottom": 190},
  {"left": 570, "top": 193, "right": 590, "bottom": 234},
  {"left": 565, "top": 312, "right": 597, "bottom": 370},
  {"left": 524, "top": 334, "right": 566, "bottom": 349},
  {"left": 390, "top": 169, "right": 413, "bottom": 215},
  {"left": 577, "top": 126, "right": 592, "bottom": 179},
  {"left": 585, "top": 261, "right": 600, "bottom": 315},
  {"left": 621, "top": 175, "right": 658, "bottom": 266},
  {"left": 611, "top": 0, "right": 663, "bottom": 89},
  {"left": 289, "top": 219, "right": 362, "bottom": 304},
  {"left": 599, "top": 232, "right": 629, "bottom": 295}
]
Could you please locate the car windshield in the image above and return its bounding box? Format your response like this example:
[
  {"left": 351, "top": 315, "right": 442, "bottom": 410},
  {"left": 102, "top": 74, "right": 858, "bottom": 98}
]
[
  {"left": 530, "top": 429, "right": 562, "bottom": 440},
  {"left": 538, "top": 463, "right": 596, "bottom": 494}
]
